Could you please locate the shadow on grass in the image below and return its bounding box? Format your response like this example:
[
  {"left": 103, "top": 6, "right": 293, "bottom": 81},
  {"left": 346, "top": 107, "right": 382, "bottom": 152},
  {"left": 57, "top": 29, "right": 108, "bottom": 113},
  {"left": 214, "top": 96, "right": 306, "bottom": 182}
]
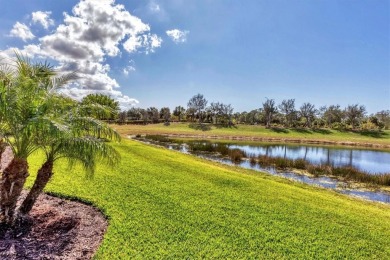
[
  {"left": 289, "top": 128, "right": 332, "bottom": 135},
  {"left": 215, "top": 124, "right": 238, "bottom": 129},
  {"left": 312, "top": 129, "right": 332, "bottom": 135},
  {"left": 291, "top": 128, "right": 313, "bottom": 134},
  {"left": 270, "top": 127, "right": 289, "bottom": 133},
  {"left": 358, "top": 130, "right": 388, "bottom": 139},
  {"left": 189, "top": 123, "right": 212, "bottom": 131}
]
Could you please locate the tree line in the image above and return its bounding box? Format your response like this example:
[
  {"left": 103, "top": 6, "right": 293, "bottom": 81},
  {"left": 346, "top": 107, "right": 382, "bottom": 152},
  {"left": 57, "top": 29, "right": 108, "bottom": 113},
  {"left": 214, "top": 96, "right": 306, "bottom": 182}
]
[{"left": 110, "top": 94, "right": 389, "bottom": 131}]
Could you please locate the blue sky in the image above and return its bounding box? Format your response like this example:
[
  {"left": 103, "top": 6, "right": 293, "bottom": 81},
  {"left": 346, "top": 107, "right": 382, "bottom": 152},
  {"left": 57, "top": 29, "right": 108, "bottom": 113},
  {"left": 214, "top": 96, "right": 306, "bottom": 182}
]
[{"left": 0, "top": 0, "right": 389, "bottom": 113}]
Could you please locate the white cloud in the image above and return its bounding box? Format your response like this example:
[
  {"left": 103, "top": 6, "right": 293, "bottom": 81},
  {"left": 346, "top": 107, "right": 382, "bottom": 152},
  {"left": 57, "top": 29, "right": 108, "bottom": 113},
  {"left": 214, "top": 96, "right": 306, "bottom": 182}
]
[
  {"left": 123, "top": 33, "right": 162, "bottom": 54},
  {"left": 9, "top": 22, "right": 35, "bottom": 41},
  {"left": 2, "top": 0, "right": 166, "bottom": 108},
  {"left": 123, "top": 60, "right": 136, "bottom": 76},
  {"left": 115, "top": 93, "right": 139, "bottom": 110},
  {"left": 166, "top": 29, "right": 189, "bottom": 44},
  {"left": 32, "top": 11, "right": 55, "bottom": 29},
  {"left": 148, "top": 2, "right": 161, "bottom": 13},
  {"left": 123, "top": 66, "right": 135, "bottom": 76}
]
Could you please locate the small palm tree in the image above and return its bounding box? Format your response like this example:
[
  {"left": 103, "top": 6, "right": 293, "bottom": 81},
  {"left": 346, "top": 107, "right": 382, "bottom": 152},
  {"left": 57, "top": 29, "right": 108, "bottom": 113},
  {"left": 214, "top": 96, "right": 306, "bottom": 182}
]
[
  {"left": 0, "top": 54, "right": 87, "bottom": 224},
  {"left": 18, "top": 100, "right": 121, "bottom": 215},
  {"left": 0, "top": 54, "right": 76, "bottom": 224}
]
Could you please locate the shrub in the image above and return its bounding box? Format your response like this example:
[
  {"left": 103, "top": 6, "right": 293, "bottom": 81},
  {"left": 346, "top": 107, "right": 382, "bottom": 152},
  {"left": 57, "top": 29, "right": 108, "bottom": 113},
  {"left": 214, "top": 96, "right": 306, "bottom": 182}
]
[
  {"left": 331, "top": 122, "right": 347, "bottom": 131},
  {"left": 257, "top": 155, "right": 273, "bottom": 167},
  {"left": 229, "top": 149, "right": 246, "bottom": 163},
  {"left": 274, "top": 157, "right": 291, "bottom": 169},
  {"left": 215, "top": 143, "right": 230, "bottom": 156},
  {"left": 306, "top": 165, "right": 332, "bottom": 177},
  {"left": 249, "top": 156, "right": 257, "bottom": 166},
  {"left": 293, "top": 159, "right": 307, "bottom": 169},
  {"left": 145, "top": 135, "right": 172, "bottom": 143}
]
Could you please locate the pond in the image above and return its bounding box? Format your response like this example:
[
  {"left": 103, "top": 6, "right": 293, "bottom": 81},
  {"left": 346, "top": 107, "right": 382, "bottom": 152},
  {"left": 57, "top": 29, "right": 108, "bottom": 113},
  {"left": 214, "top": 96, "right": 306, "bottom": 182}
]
[
  {"left": 134, "top": 136, "right": 390, "bottom": 204},
  {"left": 228, "top": 143, "right": 390, "bottom": 174}
]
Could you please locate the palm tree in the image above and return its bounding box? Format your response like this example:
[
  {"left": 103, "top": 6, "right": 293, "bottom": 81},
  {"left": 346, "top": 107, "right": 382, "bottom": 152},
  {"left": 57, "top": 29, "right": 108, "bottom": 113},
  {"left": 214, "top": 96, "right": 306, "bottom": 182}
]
[
  {"left": 18, "top": 99, "right": 121, "bottom": 215},
  {"left": 0, "top": 54, "right": 76, "bottom": 224}
]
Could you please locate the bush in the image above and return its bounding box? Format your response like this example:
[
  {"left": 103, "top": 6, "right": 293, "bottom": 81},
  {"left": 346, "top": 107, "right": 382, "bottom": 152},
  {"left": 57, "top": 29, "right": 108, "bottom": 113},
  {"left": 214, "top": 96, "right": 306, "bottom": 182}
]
[
  {"left": 331, "top": 122, "right": 347, "bottom": 131},
  {"left": 249, "top": 156, "right": 257, "bottom": 166},
  {"left": 274, "top": 157, "right": 291, "bottom": 169},
  {"left": 257, "top": 155, "right": 273, "bottom": 167},
  {"left": 293, "top": 159, "right": 307, "bottom": 169},
  {"left": 229, "top": 149, "right": 246, "bottom": 163},
  {"left": 215, "top": 143, "right": 230, "bottom": 156},
  {"left": 306, "top": 165, "right": 332, "bottom": 177},
  {"left": 145, "top": 135, "right": 172, "bottom": 143},
  {"left": 360, "top": 122, "right": 379, "bottom": 131}
]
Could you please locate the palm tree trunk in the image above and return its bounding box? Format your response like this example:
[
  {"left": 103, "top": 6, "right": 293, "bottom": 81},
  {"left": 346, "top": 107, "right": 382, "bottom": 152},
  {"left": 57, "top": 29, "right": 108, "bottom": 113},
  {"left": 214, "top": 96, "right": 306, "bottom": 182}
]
[
  {"left": 0, "top": 157, "right": 29, "bottom": 224},
  {"left": 18, "top": 160, "right": 53, "bottom": 215}
]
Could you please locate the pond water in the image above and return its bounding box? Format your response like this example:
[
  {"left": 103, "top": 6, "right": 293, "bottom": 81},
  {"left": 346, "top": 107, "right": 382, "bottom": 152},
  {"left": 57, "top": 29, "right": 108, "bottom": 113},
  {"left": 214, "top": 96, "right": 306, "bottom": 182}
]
[
  {"left": 205, "top": 155, "right": 390, "bottom": 204},
  {"left": 135, "top": 137, "right": 390, "bottom": 204},
  {"left": 229, "top": 144, "right": 390, "bottom": 174}
]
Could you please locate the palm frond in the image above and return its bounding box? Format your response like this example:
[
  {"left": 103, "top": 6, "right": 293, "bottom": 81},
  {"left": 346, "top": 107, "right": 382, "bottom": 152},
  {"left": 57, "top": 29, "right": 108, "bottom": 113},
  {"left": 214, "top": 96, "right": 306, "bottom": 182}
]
[
  {"left": 47, "top": 72, "right": 78, "bottom": 92},
  {"left": 69, "top": 116, "right": 121, "bottom": 141},
  {"left": 53, "top": 136, "right": 120, "bottom": 177}
]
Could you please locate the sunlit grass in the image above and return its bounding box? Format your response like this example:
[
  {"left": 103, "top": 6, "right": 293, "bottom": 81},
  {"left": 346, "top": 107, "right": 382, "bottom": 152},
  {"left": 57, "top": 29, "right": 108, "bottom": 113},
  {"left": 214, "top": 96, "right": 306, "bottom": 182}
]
[
  {"left": 112, "top": 123, "right": 390, "bottom": 146},
  {"left": 26, "top": 139, "right": 390, "bottom": 259}
]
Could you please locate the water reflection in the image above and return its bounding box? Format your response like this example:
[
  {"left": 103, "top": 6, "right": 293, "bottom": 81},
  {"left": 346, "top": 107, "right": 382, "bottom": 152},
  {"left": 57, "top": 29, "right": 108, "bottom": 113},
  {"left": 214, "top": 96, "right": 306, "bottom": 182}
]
[{"left": 230, "top": 144, "right": 390, "bottom": 174}]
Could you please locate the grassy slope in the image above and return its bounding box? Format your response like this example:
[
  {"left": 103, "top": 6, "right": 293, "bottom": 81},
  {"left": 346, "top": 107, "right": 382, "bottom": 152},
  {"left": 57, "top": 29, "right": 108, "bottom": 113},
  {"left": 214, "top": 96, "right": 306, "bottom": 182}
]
[
  {"left": 27, "top": 140, "right": 390, "bottom": 259},
  {"left": 112, "top": 123, "right": 390, "bottom": 146}
]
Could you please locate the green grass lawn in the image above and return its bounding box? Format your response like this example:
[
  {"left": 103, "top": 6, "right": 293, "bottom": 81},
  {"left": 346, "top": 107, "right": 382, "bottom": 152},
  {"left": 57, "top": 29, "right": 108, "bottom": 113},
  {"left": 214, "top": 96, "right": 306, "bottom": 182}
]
[
  {"left": 112, "top": 123, "right": 390, "bottom": 147},
  {"left": 27, "top": 139, "right": 390, "bottom": 259}
]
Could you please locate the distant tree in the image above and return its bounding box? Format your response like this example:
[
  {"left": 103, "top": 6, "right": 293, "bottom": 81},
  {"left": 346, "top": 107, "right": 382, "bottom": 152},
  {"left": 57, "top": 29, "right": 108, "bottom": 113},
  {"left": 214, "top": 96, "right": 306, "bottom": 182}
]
[
  {"left": 186, "top": 107, "right": 196, "bottom": 122},
  {"left": 220, "top": 103, "right": 234, "bottom": 125},
  {"left": 127, "top": 107, "right": 142, "bottom": 121},
  {"left": 345, "top": 104, "right": 366, "bottom": 129},
  {"left": 173, "top": 106, "right": 186, "bottom": 122},
  {"left": 262, "top": 98, "right": 277, "bottom": 128},
  {"left": 299, "top": 102, "right": 317, "bottom": 128},
  {"left": 204, "top": 106, "right": 212, "bottom": 123},
  {"left": 118, "top": 111, "right": 127, "bottom": 124},
  {"left": 321, "top": 105, "right": 344, "bottom": 127},
  {"left": 362, "top": 116, "right": 384, "bottom": 130},
  {"left": 209, "top": 102, "right": 234, "bottom": 125},
  {"left": 187, "top": 94, "right": 208, "bottom": 124},
  {"left": 159, "top": 107, "right": 171, "bottom": 123},
  {"left": 209, "top": 102, "right": 221, "bottom": 124},
  {"left": 278, "top": 99, "right": 296, "bottom": 127},
  {"left": 147, "top": 107, "right": 160, "bottom": 123},
  {"left": 247, "top": 109, "right": 262, "bottom": 125},
  {"left": 140, "top": 108, "right": 149, "bottom": 124},
  {"left": 233, "top": 112, "right": 241, "bottom": 124},
  {"left": 375, "top": 110, "right": 390, "bottom": 129},
  {"left": 81, "top": 93, "right": 120, "bottom": 120}
]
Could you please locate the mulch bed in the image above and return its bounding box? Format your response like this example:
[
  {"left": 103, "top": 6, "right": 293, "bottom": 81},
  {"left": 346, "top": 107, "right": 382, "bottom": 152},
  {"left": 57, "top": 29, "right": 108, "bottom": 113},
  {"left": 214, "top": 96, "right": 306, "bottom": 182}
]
[{"left": 0, "top": 192, "right": 108, "bottom": 259}]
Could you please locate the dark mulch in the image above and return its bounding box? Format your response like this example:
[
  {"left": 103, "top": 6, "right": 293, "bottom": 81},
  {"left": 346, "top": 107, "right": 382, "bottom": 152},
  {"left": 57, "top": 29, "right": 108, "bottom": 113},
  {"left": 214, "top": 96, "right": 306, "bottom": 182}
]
[{"left": 0, "top": 192, "right": 107, "bottom": 259}]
